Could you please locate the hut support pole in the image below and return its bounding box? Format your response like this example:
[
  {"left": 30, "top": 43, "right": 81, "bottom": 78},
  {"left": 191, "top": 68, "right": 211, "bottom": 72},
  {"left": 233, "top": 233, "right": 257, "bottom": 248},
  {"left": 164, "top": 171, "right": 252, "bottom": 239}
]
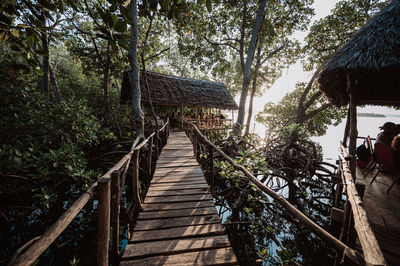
[
  {"left": 348, "top": 73, "right": 358, "bottom": 178},
  {"left": 342, "top": 106, "right": 351, "bottom": 147}
]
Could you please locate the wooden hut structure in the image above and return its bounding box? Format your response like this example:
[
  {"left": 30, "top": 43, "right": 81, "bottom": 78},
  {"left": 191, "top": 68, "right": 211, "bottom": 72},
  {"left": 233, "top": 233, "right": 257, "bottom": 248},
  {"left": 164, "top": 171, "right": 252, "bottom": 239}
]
[
  {"left": 120, "top": 71, "right": 238, "bottom": 111},
  {"left": 318, "top": 1, "right": 400, "bottom": 265}
]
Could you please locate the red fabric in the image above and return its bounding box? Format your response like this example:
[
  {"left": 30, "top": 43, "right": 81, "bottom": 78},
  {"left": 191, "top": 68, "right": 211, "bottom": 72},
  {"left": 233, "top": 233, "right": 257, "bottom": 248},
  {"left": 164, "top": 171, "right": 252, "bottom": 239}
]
[
  {"left": 374, "top": 142, "right": 393, "bottom": 169},
  {"left": 357, "top": 156, "right": 373, "bottom": 168}
]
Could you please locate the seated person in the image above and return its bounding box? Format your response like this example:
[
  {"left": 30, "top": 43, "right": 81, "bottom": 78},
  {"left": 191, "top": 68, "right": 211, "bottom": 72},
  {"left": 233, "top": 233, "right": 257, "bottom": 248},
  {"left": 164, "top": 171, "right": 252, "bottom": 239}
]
[{"left": 376, "top": 122, "right": 397, "bottom": 145}]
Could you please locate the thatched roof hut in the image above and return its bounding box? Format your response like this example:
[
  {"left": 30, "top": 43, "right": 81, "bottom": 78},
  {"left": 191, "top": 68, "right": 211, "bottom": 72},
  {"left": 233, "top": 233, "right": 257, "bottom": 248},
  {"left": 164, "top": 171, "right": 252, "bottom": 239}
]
[
  {"left": 120, "top": 71, "right": 238, "bottom": 110},
  {"left": 318, "top": 0, "right": 400, "bottom": 107}
]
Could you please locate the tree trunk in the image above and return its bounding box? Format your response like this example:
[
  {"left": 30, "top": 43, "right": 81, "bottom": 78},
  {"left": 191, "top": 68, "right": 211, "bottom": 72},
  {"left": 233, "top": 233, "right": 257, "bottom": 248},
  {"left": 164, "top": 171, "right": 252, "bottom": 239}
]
[
  {"left": 244, "top": 48, "right": 261, "bottom": 135},
  {"left": 41, "top": 16, "right": 50, "bottom": 98},
  {"left": 49, "top": 64, "right": 62, "bottom": 102},
  {"left": 234, "top": 0, "right": 267, "bottom": 134},
  {"left": 128, "top": 0, "right": 144, "bottom": 138},
  {"left": 103, "top": 42, "right": 111, "bottom": 115}
]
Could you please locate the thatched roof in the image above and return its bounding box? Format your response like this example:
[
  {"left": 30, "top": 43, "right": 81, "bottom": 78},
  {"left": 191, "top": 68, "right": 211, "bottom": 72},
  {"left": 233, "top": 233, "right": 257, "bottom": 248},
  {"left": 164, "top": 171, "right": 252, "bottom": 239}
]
[
  {"left": 318, "top": 0, "right": 400, "bottom": 107},
  {"left": 120, "top": 71, "right": 238, "bottom": 110}
]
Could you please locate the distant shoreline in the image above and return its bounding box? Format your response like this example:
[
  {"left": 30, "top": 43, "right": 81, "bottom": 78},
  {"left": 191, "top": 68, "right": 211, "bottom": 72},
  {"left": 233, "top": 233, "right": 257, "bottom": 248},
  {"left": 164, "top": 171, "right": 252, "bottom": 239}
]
[{"left": 357, "top": 113, "right": 385, "bottom": 117}]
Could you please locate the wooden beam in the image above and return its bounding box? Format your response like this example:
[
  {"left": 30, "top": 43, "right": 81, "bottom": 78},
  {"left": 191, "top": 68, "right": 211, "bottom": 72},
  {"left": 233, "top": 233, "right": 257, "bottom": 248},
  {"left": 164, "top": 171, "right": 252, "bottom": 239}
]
[
  {"left": 340, "top": 144, "right": 386, "bottom": 265},
  {"left": 331, "top": 207, "right": 344, "bottom": 223}
]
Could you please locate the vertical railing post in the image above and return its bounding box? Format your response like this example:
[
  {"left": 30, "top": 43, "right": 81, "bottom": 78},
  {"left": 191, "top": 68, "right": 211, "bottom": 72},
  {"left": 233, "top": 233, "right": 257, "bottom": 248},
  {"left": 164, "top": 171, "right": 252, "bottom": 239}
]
[
  {"left": 193, "top": 130, "right": 197, "bottom": 158},
  {"left": 97, "top": 178, "right": 111, "bottom": 266},
  {"left": 209, "top": 145, "right": 214, "bottom": 191},
  {"left": 147, "top": 136, "right": 153, "bottom": 183},
  {"left": 111, "top": 170, "right": 120, "bottom": 265},
  {"left": 155, "top": 130, "right": 159, "bottom": 156},
  {"left": 132, "top": 150, "right": 142, "bottom": 210}
]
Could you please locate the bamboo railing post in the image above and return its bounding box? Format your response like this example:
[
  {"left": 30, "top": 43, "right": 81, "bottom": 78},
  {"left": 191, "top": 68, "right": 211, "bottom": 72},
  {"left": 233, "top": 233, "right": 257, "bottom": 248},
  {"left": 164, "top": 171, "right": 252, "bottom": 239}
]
[
  {"left": 111, "top": 171, "right": 121, "bottom": 265},
  {"left": 97, "top": 178, "right": 111, "bottom": 266},
  {"left": 209, "top": 145, "right": 214, "bottom": 191},
  {"left": 132, "top": 150, "right": 142, "bottom": 210},
  {"left": 147, "top": 136, "right": 153, "bottom": 182}
]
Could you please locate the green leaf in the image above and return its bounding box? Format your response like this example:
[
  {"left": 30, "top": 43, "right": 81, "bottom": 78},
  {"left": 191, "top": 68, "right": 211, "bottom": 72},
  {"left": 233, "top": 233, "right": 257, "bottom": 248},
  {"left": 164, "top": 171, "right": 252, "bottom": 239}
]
[
  {"left": 15, "top": 149, "right": 22, "bottom": 157},
  {"left": 161, "top": 0, "right": 170, "bottom": 11},
  {"left": 206, "top": 0, "right": 212, "bottom": 12},
  {"left": 114, "top": 19, "right": 127, "bottom": 32}
]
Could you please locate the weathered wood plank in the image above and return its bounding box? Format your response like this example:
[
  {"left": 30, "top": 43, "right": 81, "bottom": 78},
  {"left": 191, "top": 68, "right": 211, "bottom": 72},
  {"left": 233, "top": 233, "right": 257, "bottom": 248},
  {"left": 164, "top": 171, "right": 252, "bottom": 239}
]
[
  {"left": 151, "top": 180, "right": 207, "bottom": 186},
  {"left": 146, "top": 188, "right": 210, "bottom": 197},
  {"left": 141, "top": 201, "right": 215, "bottom": 211},
  {"left": 120, "top": 247, "right": 237, "bottom": 265},
  {"left": 148, "top": 183, "right": 209, "bottom": 191},
  {"left": 138, "top": 206, "right": 218, "bottom": 220},
  {"left": 151, "top": 177, "right": 206, "bottom": 184},
  {"left": 122, "top": 235, "right": 230, "bottom": 259},
  {"left": 144, "top": 194, "right": 213, "bottom": 203},
  {"left": 134, "top": 215, "right": 221, "bottom": 231},
  {"left": 129, "top": 223, "right": 226, "bottom": 243}
]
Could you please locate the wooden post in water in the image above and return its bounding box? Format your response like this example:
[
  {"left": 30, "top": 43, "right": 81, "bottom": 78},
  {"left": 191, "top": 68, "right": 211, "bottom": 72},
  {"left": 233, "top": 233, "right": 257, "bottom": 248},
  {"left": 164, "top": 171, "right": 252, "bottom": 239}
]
[
  {"left": 132, "top": 150, "right": 142, "bottom": 210},
  {"left": 97, "top": 178, "right": 111, "bottom": 266},
  {"left": 111, "top": 171, "right": 121, "bottom": 264},
  {"left": 147, "top": 136, "right": 153, "bottom": 182},
  {"left": 209, "top": 145, "right": 214, "bottom": 191}
]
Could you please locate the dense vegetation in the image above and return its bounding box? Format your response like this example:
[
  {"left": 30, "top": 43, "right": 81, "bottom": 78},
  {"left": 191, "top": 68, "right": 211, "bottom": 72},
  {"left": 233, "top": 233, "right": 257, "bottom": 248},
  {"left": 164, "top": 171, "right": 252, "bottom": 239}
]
[{"left": 0, "top": 0, "right": 391, "bottom": 265}]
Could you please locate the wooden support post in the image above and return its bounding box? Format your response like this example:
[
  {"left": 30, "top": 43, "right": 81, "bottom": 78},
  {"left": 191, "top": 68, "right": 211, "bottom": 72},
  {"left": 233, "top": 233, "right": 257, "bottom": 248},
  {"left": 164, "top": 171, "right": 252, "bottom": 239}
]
[
  {"left": 147, "top": 136, "right": 153, "bottom": 182},
  {"left": 97, "top": 178, "right": 111, "bottom": 266},
  {"left": 209, "top": 145, "right": 214, "bottom": 191},
  {"left": 111, "top": 171, "right": 120, "bottom": 265},
  {"left": 334, "top": 183, "right": 343, "bottom": 208},
  {"left": 348, "top": 73, "right": 358, "bottom": 179},
  {"left": 339, "top": 200, "right": 351, "bottom": 244},
  {"left": 132, "top": 150, "right": 142, "bottom": 210},
  {"left": 342, "top": 106, "right": 351, "bottom": 147}
]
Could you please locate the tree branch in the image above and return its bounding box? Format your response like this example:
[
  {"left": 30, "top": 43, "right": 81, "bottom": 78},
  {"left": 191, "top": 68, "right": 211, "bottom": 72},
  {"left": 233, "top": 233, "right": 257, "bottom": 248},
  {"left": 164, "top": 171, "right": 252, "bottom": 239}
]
[
  {"left": 144, "top": 47, "right": 170, "bottom": 62},
  {"left": 304, "top": 103, "right": 330, "bottom": 121},
  {"left": 203, "top": 36, "right": 240, "bottom": 53},
  {"left": 251, "top": 42, "right": 286, "bottom": 77}
]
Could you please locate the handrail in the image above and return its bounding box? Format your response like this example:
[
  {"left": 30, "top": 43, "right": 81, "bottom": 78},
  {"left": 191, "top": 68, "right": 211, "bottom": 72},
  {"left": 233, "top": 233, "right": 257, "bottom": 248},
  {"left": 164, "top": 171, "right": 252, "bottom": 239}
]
[
  {"left": 10, "top": 119, "right": 170, "bottom": 266},
  {"left": 182, "top": 120, "right": 364, "bottom": 265},
  {"left": 339, "top": 143, "right": 386, "bottom": 265}
]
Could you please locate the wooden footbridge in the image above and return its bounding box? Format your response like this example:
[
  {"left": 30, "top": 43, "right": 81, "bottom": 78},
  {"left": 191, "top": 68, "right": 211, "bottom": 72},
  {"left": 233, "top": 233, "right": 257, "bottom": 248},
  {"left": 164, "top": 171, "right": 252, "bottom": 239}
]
[
  {"left": 9, "top": 120, "right": 398, "bottom": 266},
  {"left": 120, "top": 131, "right": 238, "bottom": 265}
]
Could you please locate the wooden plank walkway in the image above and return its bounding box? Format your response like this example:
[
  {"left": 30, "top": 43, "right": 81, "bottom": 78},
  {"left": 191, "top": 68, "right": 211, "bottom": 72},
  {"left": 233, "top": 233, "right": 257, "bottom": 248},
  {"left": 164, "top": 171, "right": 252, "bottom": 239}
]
[
  {"left": 121, "top": 131, "right": 238, "bottom": 265},
  {"left": 357, "top": 168, "right": 400, "bottom": 266}
]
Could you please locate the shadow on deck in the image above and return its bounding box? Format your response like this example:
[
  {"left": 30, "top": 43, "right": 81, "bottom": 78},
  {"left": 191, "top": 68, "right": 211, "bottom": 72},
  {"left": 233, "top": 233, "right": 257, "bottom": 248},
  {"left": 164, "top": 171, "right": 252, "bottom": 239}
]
[{"left": 357, "top": 167, "right": 400, "bottom": 265}]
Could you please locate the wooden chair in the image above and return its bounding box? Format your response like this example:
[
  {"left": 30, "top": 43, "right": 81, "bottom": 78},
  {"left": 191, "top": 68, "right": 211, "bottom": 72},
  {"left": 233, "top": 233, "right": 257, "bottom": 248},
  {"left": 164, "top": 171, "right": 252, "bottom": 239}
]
[
  {"left": 369, "top": 142, "right": 394, "bottom": 185},
  {"left": 361, "top": 136, "right": 376, "bottom": 176}
]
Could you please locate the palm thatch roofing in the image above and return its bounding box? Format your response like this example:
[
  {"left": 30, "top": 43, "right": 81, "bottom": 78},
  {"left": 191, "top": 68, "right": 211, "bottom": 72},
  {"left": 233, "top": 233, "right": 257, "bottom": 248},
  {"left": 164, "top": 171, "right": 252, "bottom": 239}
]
[
  {"left": 318, "top": 0, "right": 400, "bottom": 107},
  {"left": 120, "top": 71, "right": 238, "bottom": 110}
]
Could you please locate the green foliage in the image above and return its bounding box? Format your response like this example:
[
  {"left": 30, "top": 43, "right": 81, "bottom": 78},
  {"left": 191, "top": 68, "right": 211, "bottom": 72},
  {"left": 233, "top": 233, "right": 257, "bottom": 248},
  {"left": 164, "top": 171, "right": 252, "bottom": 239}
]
[
  {"left": 257, "top": 82, "right": 347, "bottom": 139},
  {"left": 0, "top": 44, "right": 116, "bottom": 263},
  {"left": 303, "top": 0, "right": 390, "bottom": 70}
]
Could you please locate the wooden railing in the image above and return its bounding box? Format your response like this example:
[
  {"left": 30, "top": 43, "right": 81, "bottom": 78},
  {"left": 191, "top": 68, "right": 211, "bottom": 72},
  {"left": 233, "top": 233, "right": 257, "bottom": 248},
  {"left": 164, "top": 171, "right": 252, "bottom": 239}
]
[
  {"left": 183, "top": 120, "right": 368, "bottom": 265},
  {"left": 9, "top": 120, "right": 170, "bottom": 266},
  {"left": 333, "top": 143, "right": 386, "bottom": 266}
]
